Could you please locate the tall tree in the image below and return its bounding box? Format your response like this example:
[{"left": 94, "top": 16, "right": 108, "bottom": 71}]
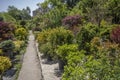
[
  {"left": 75, "top": 0, "right": 109, "bottom": 26},
  {"left": 65, "top": 0, "right": 80, "bottom": 8},
  {"left": 26, "top": 6, "right": 31, "bottom": 14},
  {"left": 8, "top": 6, "right": 22, "bottom": 20}
]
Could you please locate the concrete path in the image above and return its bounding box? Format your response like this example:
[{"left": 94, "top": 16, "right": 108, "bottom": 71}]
[{"left": 18, "top": 31, "right": 43, "bottom": 80}]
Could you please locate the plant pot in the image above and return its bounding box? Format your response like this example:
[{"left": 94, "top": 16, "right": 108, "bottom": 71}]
[
  {"left": 47, "top": 55, "right": 52, "bottom": 61},
  {"left": 58, "top": 60, "right": 65, "bottom": 70}
]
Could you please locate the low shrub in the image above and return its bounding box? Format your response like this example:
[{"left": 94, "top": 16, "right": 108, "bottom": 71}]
[
  {"left": 0, "top": 40, "right": 15, "bottom": 58},
  {"left": 15, "top": 27, "right": 28, "bottom": 40},
  {"left": 0, "top": 56, "right": 11, "bottom": 79},
  {"left": 13, "top": 40, "right": 25, "bottom": 54},
  {"left": 37, "top": 27, "right": 74, "bottom": 59},
  {"left": 110, "top": 26, "right": 120, "bottom": 44},
  {"left": 0, "top": 21, "right": 15, "bottom": 41},
  {"left": 62, "top": 15, "right": 82, "bottom": 28}
]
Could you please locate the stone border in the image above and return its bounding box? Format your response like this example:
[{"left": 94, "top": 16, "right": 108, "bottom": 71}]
[{"left": 34, "top": 41, "right": 44, "bottom": 80}]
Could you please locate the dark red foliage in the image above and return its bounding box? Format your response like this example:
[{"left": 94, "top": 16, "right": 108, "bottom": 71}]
[
  {"left": 62, "top": 15, "right": 82, "bottom": 28},
  {"left": 110, "top": 26, "right": 120, "bottom": 44},
  {"left": 0, "top": 21, "right": 15, "bottom": 41}
]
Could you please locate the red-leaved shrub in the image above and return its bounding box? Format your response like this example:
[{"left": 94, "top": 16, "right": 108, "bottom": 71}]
[
  {"left": 0, "top": 21, "right": 15, "bottom": 41},
  {"left": 110, "top": 26, "right": 120, "bottom": 44},
  {"left": 62, "top": 15, "right": 82, "bottom": 28}
]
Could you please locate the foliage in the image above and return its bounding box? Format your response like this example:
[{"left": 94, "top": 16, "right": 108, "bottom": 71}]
[
  {"left": 8, "top": 6, "right": 22, "bottom": 20},
  {"left": 34, "top": 1, "right": 67, "bottom": 29},
  {"left": 45, "top": 6, "right": 67, "bottom": 28},
  {"left": 0, "top": 12, "right": 16, "bottom": 23},
  {"left": 74, "top": 0, "right": 110, "bottom": 26},
  {"left": 37, "top": 27, "right": 74, "bottom": 45},
  {"left": 33, "top": 0, "right": 120, "bottom": 80},
  {"left": 107, "top": 0, "right": 120, "bottom": 24},
  {"left": 32, "top": 26, "right": 42, "bottom": 32},
  {"left": 37, "top": 27, "right": 74, "bottom": 59},
  {"left": 62, "top": 50, "right": 86, "bottom": 80},
  {"left": 0, "top": 21, "right": 15, "bottom": 41},
  {"left": 13, "top": 40, "right": 25, "bottom": 53},
  {"left": 62, "top": 15, "right": 82, "bottom": 28},
  {"left": 90, "top": 37, "right": 101, "bottom": 56},
  {"left": 0, "top": 40, "right": 15, "bottom": 53},
  {"left": 0, "top": 0, "right": 119, "bottom": 79},
  {"left": 8, "top": 6, "right": 31, "bottom": 21},
  {"left": 47, "top": 27, "right": 74, "bottom": 46},
  {"left": 0, "top": 56, "right": 11, "bottom": 73},
  {"left": 64, "top": 0, "right": 80, "bottom": 8},
  {"left": 110, "top": 26, "right": 120, "bottom": 44},
  {"left": 99, "top": 22, "right": 113, "bottom": 40},
  {"left": 62, "top": 42, "right": 120, "bottom": 80},
  {"left": 39, "top": 42, "right": 53, "bottom": 57},
  {"left": 56, "top": 44, "right": 78, "bottom": 61},
  {"left": 20, "top": 20, "right": 26, "bottom": 27},
  {"left": 76, "top": 23, "right": 98, "bottom": 51},
  {"left": 0, "top": 49, "right": 3, "bottom": 56},
  {"left": 15, "top": 27, "right": 28, "bottom": 40},
  {"left": 0, "top": 17, "right": 3, "bottom": 21},
  {"left": 37, "top": 29, "right": 50, "bottom": 45}
]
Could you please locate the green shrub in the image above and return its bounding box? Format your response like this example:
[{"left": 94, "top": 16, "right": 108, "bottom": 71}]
[
  {"left": 0, "top": 40, "right": 15, "bottom": 58},
  {"left": 56, "top": 44, "right": 79, "bottom": 70},
  {"left": 56, "top": 44, "right": 78, "bottom": 61},
  {"left": 15, "top": 27, "right": 28, "bottom": 40},
  {"left": 39, "top": 42, "right": 53, "bottom": 57},
  {"left": 0, "top": 13, "right": 16, "bottom": 23},
  {"left": 76, "top": 23, "right": 98, "bottom": 52},
  {"left": 20, "top": 20, "right": 26, "bottom": 27},
  {"left": 37, "top": 29, "right": 50, "bottom": 45},
  {"left": 0, "top": 56, "right": 11, "bottom": 79},
  {"left": 62, "top": 47, "right": 120, "bottom": 80},
  {"left": 13, "top": 40, "right": 25, "bottom": 53},
  {"left": 37, "top": 27, "right": 74, "bottom": 59},
  {"left": 0, "top": 40, "right": 15, "bottom": 52},
  {"left": 62, "top": 50, "right": 86, "bottom": 80}
]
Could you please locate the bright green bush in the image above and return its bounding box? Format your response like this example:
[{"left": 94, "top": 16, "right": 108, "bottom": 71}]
[
  {"left": 37, "top": 29, "right": 51, "bottom": 45},
  {"left": 15, "top": 27, "right": 28, "bottom": 40},
  {"left": 0, "top": 56, "right": 11, "bottom": 79},
  {"left": 37, "top": 27, "right": 74, "bottom": 59},
  {"left": 0, "top": 12, "right": 16, "bottom": 23},
  {"left": 47, "top": 27, "right": 74, "bottom": 46},
  {"left": 62, "top": 50, "right": 86, "bottom": 80},
  {"left": 13, "top": 40, "right": 25, "bottom": 53},
  {"left": 62, "top": 47, "right": 120, "bottom": 80},
  {"left": 56, "top": 44, "right": 78, "bottom": 61},
  {"left": 39, "top": 42, "right": 53, "bottom": 57},
  {"left": 76, "top": 23, "right": 98, "bottom": 52},
  {"left": 99, "top": 24, "right": 113, "bottom": 41},
  {"left": 56, "top": 44, "right": 79, "bottom": 70},
  {"left": 0, "top": 56, "right": 11, "bottom": 73}
]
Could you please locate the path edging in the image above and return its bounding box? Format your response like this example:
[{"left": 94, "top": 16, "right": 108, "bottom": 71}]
[{"left": 35, "top": 41, "right": 44, "bottom": 80}]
